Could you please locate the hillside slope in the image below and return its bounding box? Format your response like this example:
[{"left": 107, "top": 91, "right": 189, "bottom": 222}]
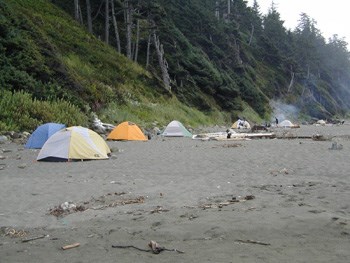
[
  {"left": 1, "top": 0, "right": 350, "bottom": 131},
  {"left": 155, "top": 0, "right": 350, "bottom": 119},
  {"left": 0, "top": 0, "right": 228, "bottom": 131},
  {"left": 48, "top": 0, "right": 350, "bottom": 120}
]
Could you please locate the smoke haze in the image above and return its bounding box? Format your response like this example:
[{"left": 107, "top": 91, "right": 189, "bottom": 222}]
[{"left": 270, "top": 100, "right": 300, "bottom": 122}]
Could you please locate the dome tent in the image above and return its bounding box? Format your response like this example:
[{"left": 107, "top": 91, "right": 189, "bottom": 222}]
[
  {"left": 107, "top": 121, "right": 147, "bottom": 141},
  {"left": 162, "top": 120, "right": 192, "bottom": 137},
  {"left": 37, "top": 126, "right": 110, "bottom": 161},
  {"left": 278, "top": 120, "right": 299, "bottom": 128},
  {"left": 231, "top": 120, "right": 251, "bottom": 129},
  {"left": 279, "top": 120, "right": 293, "bottom": 127},
  {"left": 25, "top": 123, "right": 66, "bottom": 149}
]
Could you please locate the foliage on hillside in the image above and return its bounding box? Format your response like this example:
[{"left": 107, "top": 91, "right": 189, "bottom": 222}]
[
  {"left": 1, "top": 0, "right": 350, "bottom": 132},
  {"left": 155, "top": 0, "right": 350, "bottom": 119},
  {"left": 0, "top": 90, "right": 88, "bottom": 131},
  {"left": 1, "top": 0, "right": 229, "bottom": 131},
  {"left": 1, "top": 0, "right": 156, "bottom": 108},
  {"left": 56, "top": 0, "right": 350, "bottom": 119}
]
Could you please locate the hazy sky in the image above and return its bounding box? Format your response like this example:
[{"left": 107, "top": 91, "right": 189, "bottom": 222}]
[{"left": 247, "top": 0, "right": 349, "bottom": 46}]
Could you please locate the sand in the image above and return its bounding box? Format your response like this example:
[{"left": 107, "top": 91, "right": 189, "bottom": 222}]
[{"left": 0, "top": 124, "right": 349, "bottom": 262}]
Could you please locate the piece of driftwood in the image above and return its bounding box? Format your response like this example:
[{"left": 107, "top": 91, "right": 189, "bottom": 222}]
[
  {"left": 245, "top": 133, "right": 275, "bottom": 138},
  {"left": 213, "top": 133, "right": 275, "bottom": 140},
  {"left": 213, "top": 137, "right": 251, "bottom": 141},
  {"left": 22, "top": 235, "right": 46, "bottom": 243},
  {"left": 276, "top": 134, "right": 332, "bottom": 140},
  {"left": 276, "top": 135, "right": 312, "bottom": 139},
  {"left": 5, "top": 228, "right": 27, "bottom": 238},
  {"left": 192, "top": 132, "right": 229, "bottom": 141},
  {"left": 62, "top": 242, "right": 80, "bottom": 250},
  {"left": 112, "top": 240, "right": 184, "bottom": 254},
  {"left": 235, "top": 239, "right": 270, "bottom": 246}
]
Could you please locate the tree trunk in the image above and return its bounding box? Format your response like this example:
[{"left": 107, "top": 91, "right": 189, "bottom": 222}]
[
  {"left": 287, "top": 66, "right": 295, "bottom": 93},
  {"left": 110, "top": 0, "right": 121, "bottom": 52},
  {"left": 125, "top": 0, "right": 133, "bottom": 59},
  {"left": 227, "top": 0, "right": 231, "bottom": 15},
  {"left": 301, "top": 86, "right": 306, "bottom": 97},
  {"left": 86, "top": 0, "right": 93, "bottom": 33},
  {"left": 153, "top": 31, "right": 171, "bottom": 91},
  {"left": 233, "top": 38, "right": 243, "bottom": 65},
  {"left": 74, "top": 0, "right": 80, "bottom": 21},
  {"left": 105, "top": 0, "right": 110, "bottom": 44},
  {"left": 78, "top": 4, "right": 84, "bottom": 24},
  {"left": 215, "top": 1, "right": 220, "bottom": 19},
  {"left": 134, "top": 19, "right": 140, "bottom": 62},
  {"left": 92, "top": 0, "right": 104, "bottom": 21},
  {"left": 248, "top": 23, "right": 254, "bottom": 46},
  {"left": 146, "top": 33, "right": 151, "bottom": 69}
]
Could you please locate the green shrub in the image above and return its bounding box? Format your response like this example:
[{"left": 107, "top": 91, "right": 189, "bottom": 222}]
[{"left": 0, "top": 90, "right": 88, "bottom": 131}]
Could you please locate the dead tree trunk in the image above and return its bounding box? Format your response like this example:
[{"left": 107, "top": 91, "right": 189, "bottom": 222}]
[
  {"left": 146, "top": 33, "right": 152, "bottom": 69},
  {"left": 233, "top": 38, "right": 243, "bottom": 65},
  {"left": 78, "top": 4, "right": 84, "bottom": 24},
  {"left": 301, "top": 86, "right": 306, "bottom": 97},
  {"left": 124, "top": 0, "right": 133, "bottom": 59},
  {"left": 86, "top": 0, "right": 93, "bottom": 33},
  {"left": 134, "top": 19, "right": 140, "bottom": 62},
  {"left": 287, "top": 66, "right": 295, "bottom": 93},
  {"left": 248, "top": 23, "right": 254, "bottom": 46},
  {"left": 105, "top": 0, "right": 110, "bottom": 44},
  {"left": 110, "top": 0, "right": 121, "bottom": 52},
  {"left": 215, "top": 1, "right": 220, "bottom": 19},
  {"left": 74, "top": 0, "right": 80, "bottom": 21},
  {"left": 153, "top": 31, "right": 171, "bottom": 91}
]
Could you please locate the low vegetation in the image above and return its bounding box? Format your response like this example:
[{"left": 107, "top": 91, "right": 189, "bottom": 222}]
[{"left": 0, "top": 90, "right": 88, "bottom": 131}]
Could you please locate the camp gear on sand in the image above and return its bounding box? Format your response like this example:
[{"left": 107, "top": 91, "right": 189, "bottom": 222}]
[{"left": 231, "top": 120, "right": 251, "bottom": 129}]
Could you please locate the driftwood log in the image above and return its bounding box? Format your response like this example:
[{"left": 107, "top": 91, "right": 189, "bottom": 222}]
[{"left": 62, "top": 243, "right": 80, "bottom": 250}]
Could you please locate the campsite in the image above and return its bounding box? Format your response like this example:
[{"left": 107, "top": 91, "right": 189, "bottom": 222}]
[
  {"left": 1, "top": 122, "right": 350, "bottom": 262},
  {"left": 2, "top": 0, "right": 350, "bottom": 262}
]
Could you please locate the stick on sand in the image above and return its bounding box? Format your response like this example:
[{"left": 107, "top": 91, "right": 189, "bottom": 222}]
[
  {"left": 22, "top": 235, "right": 46, "bottom": 243},
  {"left": 61, "top": 243, "right": 80, "bottom": 250},
  {"left": 235, "top": 239, "right": 271, "bottom": 246}
]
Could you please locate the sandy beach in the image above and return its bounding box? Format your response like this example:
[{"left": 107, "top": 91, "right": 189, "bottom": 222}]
[{"left": 0, "top": 124, "right": 349, "bottom": 262}]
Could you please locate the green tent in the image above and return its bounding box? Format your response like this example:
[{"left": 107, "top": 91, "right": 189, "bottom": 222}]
[{"left": 162, "top": 120, "right": 192, "bottom": 137}]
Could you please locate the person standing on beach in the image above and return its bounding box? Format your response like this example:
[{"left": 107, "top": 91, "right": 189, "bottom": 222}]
[{"left": 275, "top": 117, "right": 279, "bottom": 126}]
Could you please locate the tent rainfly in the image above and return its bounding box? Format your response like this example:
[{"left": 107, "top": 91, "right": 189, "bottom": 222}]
[
  {"left": 162, "top": 120, "right": 192, "bottom": 137},
  {"left": 37, "top": 126, "right": 111, "bottom": 161},
  {"left": 25, "top": 123, "right": 66, "bottom": 149},
  {"left": 107, "top": 121, "right": 147, "bottom": 141}
]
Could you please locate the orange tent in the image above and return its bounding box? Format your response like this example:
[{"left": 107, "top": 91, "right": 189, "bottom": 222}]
[{"left": 107, "top": 121, "right": 147, "bottom": 141}]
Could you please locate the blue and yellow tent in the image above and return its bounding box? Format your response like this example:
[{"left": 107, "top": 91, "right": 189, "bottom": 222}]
[{"left": 37, "top": 126, "right": 110, "bottom": 162}]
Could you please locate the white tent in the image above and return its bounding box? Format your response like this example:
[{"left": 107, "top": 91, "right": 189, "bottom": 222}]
[
  {"left": 279, "top": 120, "right": 294, "bottom": 128},
  {"left": 162, "top": 120, "right": 192, "bottom": 137},
  {"left": 316, "top": 120, "right": 326, "bottom": 126},
  {"left": 37, "top": 126, "right": 110, "bottom": 161},
  {"left": 231, "top": 120, "right": 251, "bottom": 129}
]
